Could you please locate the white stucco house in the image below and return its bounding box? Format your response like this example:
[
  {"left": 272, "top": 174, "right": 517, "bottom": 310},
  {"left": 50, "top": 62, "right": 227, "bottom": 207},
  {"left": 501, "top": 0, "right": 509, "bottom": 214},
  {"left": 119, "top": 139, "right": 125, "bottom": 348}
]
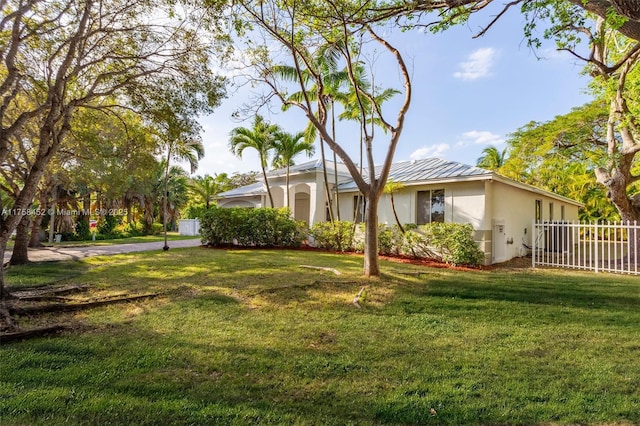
[{"left": 216, "top": 158, "right": 582, "bottom": 264}]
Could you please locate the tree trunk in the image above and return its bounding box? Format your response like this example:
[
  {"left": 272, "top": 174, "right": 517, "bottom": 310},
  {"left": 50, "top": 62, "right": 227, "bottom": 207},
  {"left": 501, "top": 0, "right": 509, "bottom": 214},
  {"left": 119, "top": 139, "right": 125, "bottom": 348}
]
[
  {"left": 261, "top": 164, "right": 275, "bottom": 208},
  {"left": 334, "top": 151, "right": 340, "bottom": 221},
  {"left": 48, "top": 188, "right": 57, "bottom": 243},
  {"left": 319, "top": 139, "right": 334, "bottom": 221},
  {"left": 163, "top": 151, "right": 170, "bottom": 251},
  {"left": 363, "top": 193, "right": 380, "bottom": 277},
  {"left": 10, "top": 214, "right": 31, "bottom": 265},
  {"left": 0, "top": 236, "right": 8, "bottom": 300},
  {"left": 332, "top": 103, "right": 340, "bottom": 221},
  {"left": 607, "top": 173, "right": 640, "bottom": 222},
  {"left": 390, "top": 194, "right": 405, "bottom": 233},
  {"left": 29, "top": 210, "right": 45, "bottom": 248},
  {"left": 285, "top": 166, "right": 291, "bottom": 209}
]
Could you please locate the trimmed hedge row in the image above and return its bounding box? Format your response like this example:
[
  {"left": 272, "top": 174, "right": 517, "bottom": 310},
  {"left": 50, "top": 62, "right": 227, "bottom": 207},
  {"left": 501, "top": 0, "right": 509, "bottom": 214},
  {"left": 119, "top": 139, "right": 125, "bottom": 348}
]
[
  {"left": 199, "top": 207, "right": 485, "bottom": 267},
  {"left": 311, "top": 221, "right": 485, "bottom": 267},
  {"left": 200, "top": 206, "right": 306, "bottom": 248}
]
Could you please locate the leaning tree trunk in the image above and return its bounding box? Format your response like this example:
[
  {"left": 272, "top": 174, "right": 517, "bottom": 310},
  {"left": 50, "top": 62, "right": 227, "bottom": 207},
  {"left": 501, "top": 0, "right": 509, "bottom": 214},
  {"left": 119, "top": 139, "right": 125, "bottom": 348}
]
[
  {"left": 363, "top": 193, "right": 380, "bottom": 277},
  {"left": 390, "top": 193, "right": 405, "bottom": 234},
  {"left": 1, "top": 232, "right": 10, "bottom": 300},
  {"left": 261, "top": 164, "right": 275, "bottom": 208},
  {"left": 10, "top": 214, "right": 31, "bottom": 265},
  {"left": 29, "top": 211, "right": 45, "bottom": 248},
  {"left": 319, "top": 138, "right": 334, "bottom": 221}
]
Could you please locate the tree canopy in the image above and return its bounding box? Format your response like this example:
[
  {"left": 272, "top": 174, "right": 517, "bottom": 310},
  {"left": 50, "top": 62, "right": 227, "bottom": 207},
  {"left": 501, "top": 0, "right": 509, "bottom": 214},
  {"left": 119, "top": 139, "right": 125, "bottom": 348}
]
[
  {"left": 230, "top": 0, "right": 413, "bottom": 276},
  {"left": 0, "top": 0, "right": 228, "bottom": 299}
]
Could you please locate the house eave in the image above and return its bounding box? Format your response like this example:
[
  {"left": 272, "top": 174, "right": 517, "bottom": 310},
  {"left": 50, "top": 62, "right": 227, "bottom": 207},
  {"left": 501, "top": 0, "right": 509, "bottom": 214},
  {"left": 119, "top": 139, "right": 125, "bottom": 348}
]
[{"left": 339, "top": 172, "right": 584, "bottom": 207}]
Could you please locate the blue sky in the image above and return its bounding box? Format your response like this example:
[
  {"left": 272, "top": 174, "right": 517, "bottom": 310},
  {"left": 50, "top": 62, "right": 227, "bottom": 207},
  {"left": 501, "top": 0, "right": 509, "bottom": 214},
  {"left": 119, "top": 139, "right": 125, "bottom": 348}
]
[{"left": 195, "top": 8, "right": 594, "bottom": 177}]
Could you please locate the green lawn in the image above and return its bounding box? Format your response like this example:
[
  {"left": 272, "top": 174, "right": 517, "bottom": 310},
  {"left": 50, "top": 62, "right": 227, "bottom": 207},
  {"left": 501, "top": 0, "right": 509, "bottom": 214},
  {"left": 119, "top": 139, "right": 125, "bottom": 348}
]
[
  {"left": 40, "top": 232, "right": 200, "bottom": 247},
  {"left": 1, "top": 248, "right": 639, "bottom": 425}
]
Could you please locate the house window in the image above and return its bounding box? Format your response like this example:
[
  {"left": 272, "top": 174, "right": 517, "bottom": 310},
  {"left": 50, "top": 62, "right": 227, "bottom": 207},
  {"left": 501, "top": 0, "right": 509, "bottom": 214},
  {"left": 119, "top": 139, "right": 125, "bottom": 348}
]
[
  {"left": 549, "top": 202, "right": 554, "bottom": 222},
  {"left": 535, "top": 199, "right": 542, "bottom": 223},
  {"left": 561, "top": 205, "right": 565, "bottom": 221},
  {"left": 417, "top": 189, "right": 445, "bottom": 225},
  {"left": 353, "top": 195, "right": 365, "bottom": 223}
]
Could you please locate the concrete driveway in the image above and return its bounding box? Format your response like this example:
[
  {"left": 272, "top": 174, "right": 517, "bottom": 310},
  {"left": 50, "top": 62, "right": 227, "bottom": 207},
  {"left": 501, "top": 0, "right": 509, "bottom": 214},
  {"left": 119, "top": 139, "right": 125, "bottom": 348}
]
[{"left": 4, "top": 238, "right": 203, "bottom": 263}]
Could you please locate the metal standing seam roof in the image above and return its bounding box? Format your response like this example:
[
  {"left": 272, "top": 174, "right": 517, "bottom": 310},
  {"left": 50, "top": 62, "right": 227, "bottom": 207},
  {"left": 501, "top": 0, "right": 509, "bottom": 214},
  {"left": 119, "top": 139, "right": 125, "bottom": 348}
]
[
  {"left": 337, "top": 158, "right": 491, "bottom": 191},
  {"left": 265, "top": 159, "right": 351, "bottom": 177},
  {"left": 216, "top": 157, "right": 582, "bottom": 206},
  {"left": 218, "top": 159, "right": 352, "bottom": 198},
  {"left": 217, "top": 181, "right": 266, "bottom": 198}
]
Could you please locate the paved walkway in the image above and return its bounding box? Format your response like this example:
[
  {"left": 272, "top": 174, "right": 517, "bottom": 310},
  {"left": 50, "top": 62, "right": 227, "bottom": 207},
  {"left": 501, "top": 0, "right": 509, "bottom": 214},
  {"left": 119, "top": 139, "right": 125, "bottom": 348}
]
[{"left": 3, "top": 238, "right": 203, "bottom": 263}]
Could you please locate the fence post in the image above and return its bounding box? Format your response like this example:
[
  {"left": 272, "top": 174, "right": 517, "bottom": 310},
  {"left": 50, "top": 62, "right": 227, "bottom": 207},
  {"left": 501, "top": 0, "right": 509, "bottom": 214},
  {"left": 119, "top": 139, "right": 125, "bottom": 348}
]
[
  {"left": 532, "top": 220, "right": 536, "bottom": 269},
  {"left": 594, "top": 221, "right": 599, "bottom": 273},
  {"left": 629, "top": 220, "right": 638, "bottom": 274}
]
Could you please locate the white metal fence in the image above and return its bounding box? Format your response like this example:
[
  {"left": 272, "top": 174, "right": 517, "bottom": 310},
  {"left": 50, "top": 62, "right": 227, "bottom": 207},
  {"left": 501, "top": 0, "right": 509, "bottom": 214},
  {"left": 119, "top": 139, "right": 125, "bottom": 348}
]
[{"left": 532, "top": 221, "right": 640, "bottom": 275}]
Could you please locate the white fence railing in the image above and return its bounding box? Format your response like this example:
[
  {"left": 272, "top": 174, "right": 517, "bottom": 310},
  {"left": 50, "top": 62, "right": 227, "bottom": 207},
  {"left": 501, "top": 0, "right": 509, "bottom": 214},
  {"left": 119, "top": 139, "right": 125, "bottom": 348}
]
[
  {"left": 532, "top": 221, "right": 640, "bottom": 275},
  {"left": 178, "top": 219, "right": 200, "bottom": 236}
]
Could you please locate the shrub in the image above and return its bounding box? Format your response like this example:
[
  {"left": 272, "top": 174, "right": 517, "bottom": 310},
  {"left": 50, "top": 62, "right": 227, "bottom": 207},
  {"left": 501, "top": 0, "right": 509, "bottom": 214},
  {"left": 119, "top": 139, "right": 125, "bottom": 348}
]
[
  {"left": 402, "top": 223, "right": 484, "bottom": 267},
  {"left": 199, "top": 206, "right": 237, "bottom": 246},
  {"left": 60, "top": 231, "right": 79, "bottom": 242},
  {"left": 378, "top": 225, "right": 403, "bottom": 255},
  {"left": 115, "top": 221, "right": 145, "bottom": 238},
  {"left": 309, "top": 221, "right": 355, "bottom": 252},
  {"left": 75, "top": 217, "right": 91, "bottom": 240},
  {"left": 353, "top": 224, "right": 403, "bottom": 255},
  {"left": 151, "top": 222, "right": 164, "bottom": 236},
  {"left": 200, "top": 206, "right": 306, "bottom": 248},
  {"left": 97, "top": 214, "right": 120, "bottom": 237}
]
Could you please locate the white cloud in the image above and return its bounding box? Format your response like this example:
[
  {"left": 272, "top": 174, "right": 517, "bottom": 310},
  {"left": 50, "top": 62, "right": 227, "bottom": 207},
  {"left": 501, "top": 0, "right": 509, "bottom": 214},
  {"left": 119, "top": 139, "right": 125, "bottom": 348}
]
[
  {"left": 453, "top": 48, "right": 498, "bottom": 81},
  {"left": 457, "top": 130, "right": 504, "bottom": 146},
  {"left": 409, "top": 144, "right": 450, "bottom": 160}
]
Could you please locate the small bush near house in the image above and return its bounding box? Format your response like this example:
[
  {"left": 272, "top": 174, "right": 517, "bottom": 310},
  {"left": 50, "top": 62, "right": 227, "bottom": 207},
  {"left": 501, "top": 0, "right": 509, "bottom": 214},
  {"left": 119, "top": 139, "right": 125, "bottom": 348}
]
[
  {"left": 200, "top": 206, "right": 306, "bottom": 248},
  {"left": 199, "top": 206, "right": 236, "bottom": 245},
  {"left": 352, "top": 224, "right": 403, "bottom": 256},
  {"left": 309, "top": 221, "right": 483, "bottom": 267},
  {"left": 309, "top": 221, "right": 355, "bottom": 252},
  {"left": 404, "top": 223, "right": 484, "bottom": 267}
]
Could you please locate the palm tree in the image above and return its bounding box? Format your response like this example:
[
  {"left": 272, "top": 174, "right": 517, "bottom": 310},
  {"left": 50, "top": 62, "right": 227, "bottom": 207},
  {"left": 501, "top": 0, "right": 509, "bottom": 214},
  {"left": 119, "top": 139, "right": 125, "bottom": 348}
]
[
  {"left": 190, "top": 174, "right": 216, "bottom": 209},
  {"left": 384, "top": 180, "right": 406, "bottom": 233},
  {"left": 162, "top": 126, "right": 204, "bottom": 251},
  {"left": 272, "top": 44, "right": 349, "bottom": 220},
  {"left": 229, "top": 115, "right": 279, "bottom": 207},
  {"left": 271, "top": 130, "right": 315, "bottom": 208},
  {"left": 165, "top": 165, "right": 190, "bottom": 229},
  {"left": 339, "top": 67, "right": 400, "bottom": 167},
  {"left": 477, "top": 146, "right": 507, "bottom": 171}
]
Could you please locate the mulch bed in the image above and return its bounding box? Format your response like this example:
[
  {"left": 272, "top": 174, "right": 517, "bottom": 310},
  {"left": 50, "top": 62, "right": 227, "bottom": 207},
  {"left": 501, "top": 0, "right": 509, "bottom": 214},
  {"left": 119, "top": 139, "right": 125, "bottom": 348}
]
[{"left": 202, "top": 243, "right": 533, "bottom": 272}]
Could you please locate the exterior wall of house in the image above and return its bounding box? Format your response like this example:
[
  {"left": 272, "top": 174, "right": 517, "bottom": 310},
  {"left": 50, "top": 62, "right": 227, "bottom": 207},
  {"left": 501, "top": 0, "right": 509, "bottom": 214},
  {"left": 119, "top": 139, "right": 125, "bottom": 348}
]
[
  {"left": 338, "top": 179, "right": 580, "bottom": 265},
  {"left": 219, "top": 166, "right": 581, "bottom": 265},
  {"left": 488, "top": 180, "right": 580, "bottom": 264},
  {"left": 257, "top": 171, "right": 337, "bottom": 225},
  {"left": 342, "top": 181, "right": 487, "bottom": 229}
]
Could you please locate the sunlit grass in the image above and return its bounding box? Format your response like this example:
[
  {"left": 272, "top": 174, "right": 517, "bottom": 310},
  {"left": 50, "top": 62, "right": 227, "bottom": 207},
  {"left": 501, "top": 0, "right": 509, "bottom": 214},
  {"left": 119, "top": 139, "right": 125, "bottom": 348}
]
[
  {"left": 4, "top": 261, "right": 90, "bottom": 288},
  {"left": 2, "top": 247, "right": 640, "bottom": 425},
  {"left": 41, "top": 232, "right": 200, "bottom": 247}
]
